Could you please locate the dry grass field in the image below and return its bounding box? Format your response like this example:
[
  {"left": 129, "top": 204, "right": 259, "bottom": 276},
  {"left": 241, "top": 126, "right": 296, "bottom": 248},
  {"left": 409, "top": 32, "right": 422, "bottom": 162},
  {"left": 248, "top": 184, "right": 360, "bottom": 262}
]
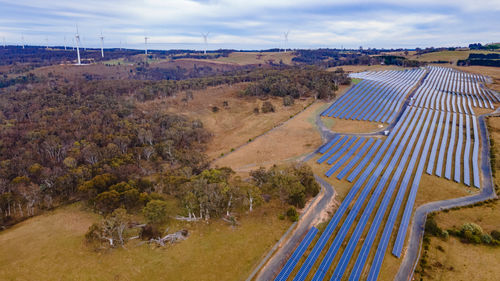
[
  {"left": 214, "top": 52, "right": 296, "bottom": 65},
  {"left": 138, "top": 83, "right": 314, "bottom": 160},
  {"left": 330, "top": 64, "right": 408, "bottom": 73},
  {"left": 407, "top": 50, "right": 499, "bottom": 64},
  {"left": 419, "top": 236, "right": 499, "bottom": 281},
  {"left": 212, "top": 100, "right": 326, "bottom": 171},
  {"left": 173, "top": 52, "right": 296, "bottom": 66},
  {"left": 0, "top": 202, "right": 291, "bottom": 281}
]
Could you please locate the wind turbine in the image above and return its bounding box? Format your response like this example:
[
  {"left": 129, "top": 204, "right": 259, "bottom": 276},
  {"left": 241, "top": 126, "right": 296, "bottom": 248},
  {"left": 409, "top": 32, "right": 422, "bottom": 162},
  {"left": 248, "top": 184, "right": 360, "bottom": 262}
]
[
  {"left": 283, "top": 30, "right": 289, "bottom": 53},
  {"left": 202, "top": 32, "right": 209, "bottom": 55},
  {"left": 64, "top": 35, "right": 67, "bottom": 50},
  {"left": 45, "top": 36, "right": 49, "bottom": 49},
  {"left": 75, "top": 25, "right": 81, "bottom": 65},
  {"left": 21, "top": 34, "right": 25, "bottom": 49},
  {"left": 144, "top": 36, "right": 149, "bottom": 55},
  {"left": 99, "top": 30, "right": 104, "bottom": 57}
]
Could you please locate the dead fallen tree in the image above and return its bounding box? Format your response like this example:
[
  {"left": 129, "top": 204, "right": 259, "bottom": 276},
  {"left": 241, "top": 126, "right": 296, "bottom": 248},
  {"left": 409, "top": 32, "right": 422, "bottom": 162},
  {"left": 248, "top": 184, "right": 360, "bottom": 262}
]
[
  {"left": 149, "top": 229, "right": 189, "bottom": 246},
  {"left": 174, "top": 215, "right": 200, "bottom": 222}
]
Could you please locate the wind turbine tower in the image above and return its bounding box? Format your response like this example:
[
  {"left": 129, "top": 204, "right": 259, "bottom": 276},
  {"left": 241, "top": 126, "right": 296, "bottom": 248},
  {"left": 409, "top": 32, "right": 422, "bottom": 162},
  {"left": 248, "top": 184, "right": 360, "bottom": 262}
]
[
  {"left": 99, "top": 31, "right": 104, "bottom": 58},
  {"left": 21, "top": 34, "right": 25, "bottom": 49},
  {"left": 283, "top": 31, "right": 289, "bottom": 53},
  {"left": 202, "top": 32, "right": 209, "bottom": 55},
  {"left": 46, "top": 36, "right": 49, "bottom": 49},
  {"left": 75, "top": 25, "right": 81, "bottom": 65},
  {"left": 64, "top": 35, "right": 67, "bottom": 50},
  {"left": 144, "top": 36, "right": 149, "bottom": 55}
]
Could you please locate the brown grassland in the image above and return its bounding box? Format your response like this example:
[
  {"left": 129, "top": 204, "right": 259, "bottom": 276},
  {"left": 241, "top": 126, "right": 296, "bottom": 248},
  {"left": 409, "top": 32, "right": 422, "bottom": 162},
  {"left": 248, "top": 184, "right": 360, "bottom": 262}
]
[
  {"left": 173, "top": 52, "right": 296, "bottom": 66},
  {"left": 407, "top": 50, "right": 500, "bottom": 64},
  {"left": 138, "top": 83, "right": 314, "bottom": 160},
  {"left": 0, "top": 202, "right": 291, "bottom": 281},
  {"left": 212, "top": 100, "right": 325, "bottom": 172}
]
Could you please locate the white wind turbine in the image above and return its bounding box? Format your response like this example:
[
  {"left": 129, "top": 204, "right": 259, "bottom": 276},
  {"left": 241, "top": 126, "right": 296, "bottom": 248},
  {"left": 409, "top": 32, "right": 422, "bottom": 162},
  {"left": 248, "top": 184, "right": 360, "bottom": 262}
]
[
  {"left": 45, "top": 36, "right": 49, "bottom": 49},
  {"left": 21, "top": 34, "right": 25, "bottom": 49},
  {"left": 283, "top": 30, "right": 289, "bottom": 53},
  {"left": 99, "top": 30, "right": 104, "bottom": 57},
  {"left": 64, "top": 35, "right": 67, "bottom": 50},
  {"left": 75, "top": 25, "right": 81, "bottom": 65},
  {"left": 144, "top": 36, "right": 149, "bottom": 54},
  {"left": 202, "top": 32, "right": 209, "bottom": 55}
]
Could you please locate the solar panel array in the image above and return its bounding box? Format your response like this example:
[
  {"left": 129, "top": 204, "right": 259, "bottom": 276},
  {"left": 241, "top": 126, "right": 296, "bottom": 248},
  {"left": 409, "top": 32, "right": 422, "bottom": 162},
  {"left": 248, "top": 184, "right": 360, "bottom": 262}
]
[
  {"left": 321, "top": 68, "right": 425, "bottom": 123},
  {"left": 274, "top": 66, "right": 498, "bottom": 281}
]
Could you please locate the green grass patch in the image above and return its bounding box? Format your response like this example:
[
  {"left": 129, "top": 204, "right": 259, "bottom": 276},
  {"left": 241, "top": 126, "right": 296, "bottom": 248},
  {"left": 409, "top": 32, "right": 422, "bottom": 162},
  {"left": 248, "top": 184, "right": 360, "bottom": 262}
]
[{"left": 351, "top": 78, "right": 362, "bottom": 85}]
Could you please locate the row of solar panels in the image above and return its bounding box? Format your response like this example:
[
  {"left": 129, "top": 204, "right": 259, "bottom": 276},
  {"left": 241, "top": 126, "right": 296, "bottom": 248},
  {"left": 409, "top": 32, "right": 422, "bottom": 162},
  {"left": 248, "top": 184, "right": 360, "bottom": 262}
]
[
  {"left": 321, "top": 69, "right": 424, "bottom": 123},
  {"left": 411, "top": 66, "right": 498, "bottom": 110},
  {"left": 276, "top": 107, "right": 457, "bottom": 281}
]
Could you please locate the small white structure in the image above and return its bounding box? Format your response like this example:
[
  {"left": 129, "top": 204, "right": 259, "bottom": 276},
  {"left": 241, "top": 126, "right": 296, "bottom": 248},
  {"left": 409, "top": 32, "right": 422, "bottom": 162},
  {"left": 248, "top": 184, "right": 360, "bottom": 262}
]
[
  {"left": 75, "top": 26, "right": 81, "bottom": 65},
  {"left": 384, "top": 130, "right": 390, "bottom": 136}
]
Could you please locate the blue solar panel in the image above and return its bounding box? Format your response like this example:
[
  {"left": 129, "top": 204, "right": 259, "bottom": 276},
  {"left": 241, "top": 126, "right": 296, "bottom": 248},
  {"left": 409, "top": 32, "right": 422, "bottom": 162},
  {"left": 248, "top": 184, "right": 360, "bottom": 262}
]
[
  {"left": 325, "top": 138, "right": 365, "bottom": 177},
  {"left": 324, "top": 80, "right": 372, "bottom": 117},
  {"left": 435, "top": 112, "right": 450, "bottom": 177},
  {"left": 326, "top": 137, "right": 358, "bottom": 165},
  {"left": 318, "top": 135, "right": 341, "bottom": 154},
  {"left": 463, "top": 115, "right": 471, "bottom": 186},
  {"left": 426, "top": 110, "right": 444, "bottom": 175},
  {"left": 336, "top": 138, "right": 378, "bottom": 180},
  {"left": 274, "top": 227, "right": 318, "bottom": 281},
  {"left": 472, "top": 116, "right": 481, "bottom": 188},
  {"left": 445, "top": 113, "right": 457, "bottom": 180},
  {"left": 335, "top": 83, "right": 378, "bottom": 118},
  {"left": 454, "top": 113, "right": 463, "bottom": 183},
  {"left": 317, "top": 136, "right": 349, "bottom": 164}
]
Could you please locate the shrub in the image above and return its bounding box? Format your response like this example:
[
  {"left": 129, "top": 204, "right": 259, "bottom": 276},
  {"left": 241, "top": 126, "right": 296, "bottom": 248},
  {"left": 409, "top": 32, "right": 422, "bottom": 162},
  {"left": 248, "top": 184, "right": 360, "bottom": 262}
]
[
  {"left": 261, "top": 101, "right": 275, "bottom": 113},
  {"left": 140, "top": 224, "right": 162, "bottom": 240},
  {"left": 461, "top": 223, "right": 483, "bottom": 236},
  {"left": 253, "top": 107, "right": 260, "bottom": 114},
  {"left": 286, "top": 206, "right": 299, "bottom": 222},
  {"left": 481, "top": 233, "right": 493, "bottom": 244},
  {"left": 425, "top": 216, "right": 443, "bottom": 237},
  {"left": 143, "top": 200, "right": 170, "bottom": 225},
  {"left": 491, "top": 230, "right": 500, "bottom": 240},
  {"left": 283, "top": 95, "right": 295, "bottom": 106},
  {"left": 212, "top": 106, "right": 219, "bottom": 113}
]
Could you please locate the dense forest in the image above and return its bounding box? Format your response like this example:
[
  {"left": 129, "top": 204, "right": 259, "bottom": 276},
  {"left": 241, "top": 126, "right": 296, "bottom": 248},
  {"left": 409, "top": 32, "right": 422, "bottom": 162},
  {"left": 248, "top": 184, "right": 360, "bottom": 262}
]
[{"left": 458, "top": 53, "right": 500, "bottom": 67}]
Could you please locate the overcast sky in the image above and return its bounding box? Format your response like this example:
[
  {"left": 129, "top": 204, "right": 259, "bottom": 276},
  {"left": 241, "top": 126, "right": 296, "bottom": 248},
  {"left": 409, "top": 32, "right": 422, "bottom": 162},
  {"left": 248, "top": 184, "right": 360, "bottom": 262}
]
[{"left": 0, "top": 0, "right": 499, "bottom": 50}]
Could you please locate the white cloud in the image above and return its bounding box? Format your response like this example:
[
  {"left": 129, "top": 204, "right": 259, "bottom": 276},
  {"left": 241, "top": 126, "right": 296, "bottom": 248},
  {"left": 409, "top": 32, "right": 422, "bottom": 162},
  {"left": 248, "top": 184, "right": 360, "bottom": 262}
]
[{"left": 0, "top": 0, "right": 498, "bottom": 49}]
